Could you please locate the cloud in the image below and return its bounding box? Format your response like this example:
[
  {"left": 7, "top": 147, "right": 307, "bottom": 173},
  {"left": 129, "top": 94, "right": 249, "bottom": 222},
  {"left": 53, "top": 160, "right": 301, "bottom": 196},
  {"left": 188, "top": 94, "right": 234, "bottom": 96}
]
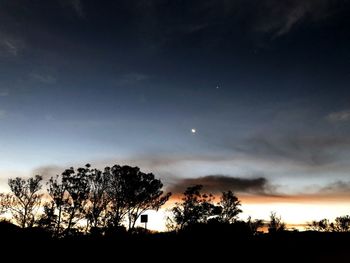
[
  {"left": 236, "top": 134, "right": 350, "bottom": 166},
  {"left": 168, "top": 175, "right": 274, "bottom": 195},
  {"left": 31, "top": 165, "right": 67, "bottom": 181},
  {"left": 272, "top": 180, "right": 350, "bottom": 203},
  {"left": 326, "top": 110, "right": 350, "bottom": 122},
  {"left": 252, "top": 0, "right": 335, "bottom": 37},
  {"left": 140, "top": 0, "right": 338, "bottom": 40},
  {"left": 321, "top": 180, "right": 350, "bottom": 194},
  {"left": 0, "top": 30, "right": 25, "bottom": 57},
  {"left": 70, "top": 0, "right": 85, "bottom": 18},
  {"left": 29, "top": 73, "right": 57, "bottom": 84},
  {"left": 2, "top": 40, "right": 17, "bottom": 55},
  {"left": 0, "top": 36, "right": 22, "bottom": 57},
  {"left": 26, "top": 158, "right": 350, "bottom": 205},
  {"left": 114, "top": 73, "right": 150, "bottom": 87},
  {"left": 275, "top": 3, "right": 309, "bottom": 36}
]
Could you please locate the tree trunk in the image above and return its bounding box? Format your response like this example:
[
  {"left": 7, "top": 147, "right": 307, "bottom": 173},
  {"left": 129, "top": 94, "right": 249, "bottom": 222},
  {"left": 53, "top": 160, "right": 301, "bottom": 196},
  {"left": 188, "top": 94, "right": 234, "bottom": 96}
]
[
  {"left": 128, "top": 213, "right": 132, "bottom": 230},
  {"left": 56, "top": 206, "right": 62, "bottom": 236},
  {"left": 66, "top": 208, "right": 76, "bottom": 233},
  {"left": 23, "top": 206, "right": 27, "bottom": 228}
]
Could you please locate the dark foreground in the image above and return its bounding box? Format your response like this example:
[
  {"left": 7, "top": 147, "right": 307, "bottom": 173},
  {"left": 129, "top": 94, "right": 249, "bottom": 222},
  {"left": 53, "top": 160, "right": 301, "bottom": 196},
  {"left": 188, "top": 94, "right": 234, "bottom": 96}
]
[{"left": 1, "top": 222, "right": 349, "bottom": 262}]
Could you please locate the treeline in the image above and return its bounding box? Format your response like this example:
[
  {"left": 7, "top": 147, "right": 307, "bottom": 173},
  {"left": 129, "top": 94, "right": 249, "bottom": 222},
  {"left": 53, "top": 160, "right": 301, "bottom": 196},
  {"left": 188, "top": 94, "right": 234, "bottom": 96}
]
[
  {"left": 0, "top": 163, "right": 349, "bottom": 238},
  {"left": 308, "top": 217, "right": 350, "bottom": 232},
  {"left": 0, "top": 163, "right": 277, "bottom": 237},
  {"left": 0, "top": 164, "right": 171, "bottom": 237},
  {"left": 170, "top": 184, "right": 350, "bottom": 234}
]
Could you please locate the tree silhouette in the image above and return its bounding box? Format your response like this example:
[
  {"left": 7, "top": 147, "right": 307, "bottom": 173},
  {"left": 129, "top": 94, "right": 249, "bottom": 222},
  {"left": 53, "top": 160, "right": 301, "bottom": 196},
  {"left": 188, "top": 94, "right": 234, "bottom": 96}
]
[
  {"left": 7, "top": 175, "right": 42, "bottom": 228},
  {"left": 0, "top": 193, "right": 11, "bottom": 216},
  {"left": 106, "top": 165, "right": 131, "bottom": 229},
  {"left": 307, "top": 218, "right": 330, "bottom": 232},
  {"left": 59, "top": 166, "right": 90, "bottom": 235},
  {"left": 171, "top": 185, "right": 218, "bottom": 229},
  {"left": 247, "top": 216, "right": 264, "bottom": 235},
  {"left": 217, "top": 190, "right": 242, "bottom": 223},
  {"left": 86, "top": 166, "right": 110, "bottom": 231},
  {"left": 307, "top": 216, "right": 350, "bottom": 232},
  {"left": 38, "top": 202, "right": 57, "bottom": 232},
  {"left": 43, "top": 165, "right": 90, "bottom": 236},
  {"left": 268, "top": 212, "right": 285, "bottom": 233},
  {"left": 43, "top": 174, "right": 67, "bottom": 236},
  {"left": 332, "top": 215, "right": 350, "bottom": 232},
  {"left": 107, "top": 165, "right": 171, "bottom": 230},
  {"left": 125, "top": 169, "right": 171, "bottom": 230}
]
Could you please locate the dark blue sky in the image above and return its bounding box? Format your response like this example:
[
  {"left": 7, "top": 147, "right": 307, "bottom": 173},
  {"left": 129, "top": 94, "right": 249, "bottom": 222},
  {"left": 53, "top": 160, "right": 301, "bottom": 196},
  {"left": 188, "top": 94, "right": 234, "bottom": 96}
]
[{"left": 1, "top": 0, "right": 350, "bottom": 212}]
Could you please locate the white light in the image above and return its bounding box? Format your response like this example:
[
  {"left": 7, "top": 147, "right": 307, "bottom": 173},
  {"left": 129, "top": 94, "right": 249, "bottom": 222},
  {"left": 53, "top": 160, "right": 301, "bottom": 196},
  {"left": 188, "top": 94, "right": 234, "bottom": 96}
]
[{"left": 191, "top": 128, "right": 196, "bottom": 134}]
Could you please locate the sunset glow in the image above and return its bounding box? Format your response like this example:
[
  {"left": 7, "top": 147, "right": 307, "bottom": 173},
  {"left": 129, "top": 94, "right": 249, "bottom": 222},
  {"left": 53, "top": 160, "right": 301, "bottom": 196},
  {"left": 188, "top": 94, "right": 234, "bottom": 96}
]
[{"left": 1, "top": 1, "right": 350, "bottom": 235}]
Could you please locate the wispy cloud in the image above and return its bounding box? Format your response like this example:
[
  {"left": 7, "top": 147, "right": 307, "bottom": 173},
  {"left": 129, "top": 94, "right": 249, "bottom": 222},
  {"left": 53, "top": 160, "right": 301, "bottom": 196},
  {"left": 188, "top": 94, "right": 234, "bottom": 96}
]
[
  {"left": 275, "top": 3, "right": 309, "bottom": 37},
  {"left": 321, "top": 180, "right": 350, "bottom": 194},
  {"left": 3, "top": 40, "right": 18, "bottom": 55},
  {"left": 57, "top": 0, "right": 85, "bottom": 18},
  {"left": 253, "top": 0, "right": 335, "bottom": 37},
  {"left": 29, "top": 73, "right": 57, "bottom": 84},
  {"left": 114, "top": 73, "right": 150, "bottom": 87},
  {"left": 0, "top": 37, "right": 22, "bottom": 57},
  {"left": 235, "top": 134, "right": 350, "bottom": 167},
  {"left": 326, "top": 110, "right": 350, "bottom": 122},
  {"left": 70, "top": 0, "right": 85, "bottom": 18}
]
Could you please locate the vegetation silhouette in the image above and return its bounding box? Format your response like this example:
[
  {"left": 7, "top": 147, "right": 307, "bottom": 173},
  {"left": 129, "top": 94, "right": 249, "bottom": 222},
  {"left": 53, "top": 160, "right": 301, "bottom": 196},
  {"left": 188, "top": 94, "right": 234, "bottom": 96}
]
[
  {"left": 0, "top": 163, "right": 349, "bottom": 261},
  {"left": 1, "top": 164, "right": 171, "bottom": 237},
  {"left": 267, "top": 211, "right": 286, "bottom": 233},
  {"left": 7, "top": 175, "right": 43, "bottom": 228},
  {"left": 168, "top": 185, "right": 242, "bottom": 230},
  {"left": 308, "top": 215, "right": 350, "bottom": 232}
]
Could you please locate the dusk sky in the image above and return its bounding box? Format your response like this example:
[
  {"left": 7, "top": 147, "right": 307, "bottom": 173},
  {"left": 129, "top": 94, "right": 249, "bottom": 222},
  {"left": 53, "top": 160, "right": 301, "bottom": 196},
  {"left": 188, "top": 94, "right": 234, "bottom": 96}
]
[{"left": 1, "top": 0, "right": 350, "bottom": 229}]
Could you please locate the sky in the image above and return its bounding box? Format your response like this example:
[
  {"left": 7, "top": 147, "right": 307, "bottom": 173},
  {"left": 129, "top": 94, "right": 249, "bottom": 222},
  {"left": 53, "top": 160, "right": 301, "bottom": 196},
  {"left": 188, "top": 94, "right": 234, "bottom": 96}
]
[{"left": 1, "top": 0, "right": 350, "bottom": 230}]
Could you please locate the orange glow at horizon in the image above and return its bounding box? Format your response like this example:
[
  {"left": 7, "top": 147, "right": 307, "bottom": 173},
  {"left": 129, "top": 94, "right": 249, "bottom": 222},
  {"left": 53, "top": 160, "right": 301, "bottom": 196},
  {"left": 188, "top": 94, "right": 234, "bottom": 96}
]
[{"left": 136, "top": 193, "right": 350, "bottom": 232}]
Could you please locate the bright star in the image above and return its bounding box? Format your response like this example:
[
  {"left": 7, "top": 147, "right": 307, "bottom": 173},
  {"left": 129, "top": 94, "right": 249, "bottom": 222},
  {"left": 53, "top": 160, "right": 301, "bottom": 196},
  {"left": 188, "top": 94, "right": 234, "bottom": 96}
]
[{"left": 191, "top": 128, "right": 196, "bottom": 134}]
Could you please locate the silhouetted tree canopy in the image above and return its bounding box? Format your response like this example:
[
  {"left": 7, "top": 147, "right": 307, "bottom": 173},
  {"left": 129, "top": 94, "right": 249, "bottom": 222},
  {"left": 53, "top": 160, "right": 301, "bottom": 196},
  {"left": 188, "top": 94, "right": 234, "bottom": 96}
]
[
  {"left": 217, "top": 190, "right": 242, "bottom": 224},
  {"left": 86, "top": 166, "right": 110, "bottom": 230},
  {"left": 307, "top": 218, "right": 330, "bottom": 232},
  {"left": 105, "top": 165, "right": 129, "bottom": 228},
  {"left": 7, "top": 175, "right": 43, "bottom": 228},
  {"left": 333, "top": 215, "right": 350, "bottom": 232},
  {"left": 123, "top": 166, "right": 171, "bottom": 230},
  {"left": 308, "top": 216, "right": 350, "bottom": 233},
  {"left": 247, "top": 216, "right": 264, "bottom": 235},
  {"left": 41, "top": 165, "right": 91, "bottom": 236},
  {"left": 105, "top": 165, "right": 171, "bottom": 230},
  {"left": 170, "top": 186, "right": 243, "bottom": 230},
  {"left": 0, "top": 193, "right": 11, "bottom": 215},
  {"left": 268, "top": 212, "right": 286, "bottom": 233},
  {"left": 36, "top": 164, "right": 171, "bottom": 236},
  {"left": 171, "top": 185, "right": 218, "bottom": 229},
  {"left": 2, "top": 162, "right": 350, "bottom": 240}
]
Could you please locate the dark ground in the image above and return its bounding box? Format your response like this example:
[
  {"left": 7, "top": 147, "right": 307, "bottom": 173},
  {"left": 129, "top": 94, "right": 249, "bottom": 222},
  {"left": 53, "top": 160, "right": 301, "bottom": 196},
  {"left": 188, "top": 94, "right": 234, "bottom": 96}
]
[{"left": 1, "top": 222, "right": 348, "bottom": 262}]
